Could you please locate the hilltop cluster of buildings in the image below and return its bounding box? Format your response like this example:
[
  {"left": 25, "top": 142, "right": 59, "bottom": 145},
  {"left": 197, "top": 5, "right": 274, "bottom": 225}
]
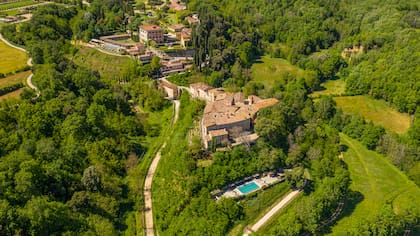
[
  {"left": 138, "top": 23, "right": 192, "bottom": 47},
  {"left": 189, "top": 83, "right": 278, "bottom": 149},
  {"left": 89, "top": 14, "right": 198, "bottom": 75}
]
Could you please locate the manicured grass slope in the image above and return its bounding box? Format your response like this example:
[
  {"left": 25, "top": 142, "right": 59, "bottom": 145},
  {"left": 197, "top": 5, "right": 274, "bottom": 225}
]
[
  {"left": 0, "top": 39, "right": 28, "bottom": 74},
  {"left": 311, "top": 79, "right": 346, "bottom": 97},
  {"left": 334, "top": 96, "right": 411, "bottom": 134},
  {"left": 330, "top": 133, "right": 420, "bottom": 234},
  {"left": 72, "top": 47, "right": 131, "bottom": 81},
  {"left": 310, "top": 78, "right": 410, "bottom": 134},
  {"left": 251, "top": 56, "right": 307, "bottom": 90}
]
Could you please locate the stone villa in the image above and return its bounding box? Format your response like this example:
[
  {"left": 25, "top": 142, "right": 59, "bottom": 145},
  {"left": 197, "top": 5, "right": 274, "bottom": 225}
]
[
  {"left": 189, "top": 83, "right": 278, "bottom": 149},
  {"left": 139, "top": 24, "right": 164, "bottom": 43}
]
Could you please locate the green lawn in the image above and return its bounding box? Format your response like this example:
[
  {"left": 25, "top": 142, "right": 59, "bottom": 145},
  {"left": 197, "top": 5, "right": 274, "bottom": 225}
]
[
  {"left": 72, "top": 46, "right": 132, "bottom": 81},
  {"left": 0, "top": 39, "right": 28, "bottom": 74},
  {"left": 330, "top": 133, "right": 420, "bottom": 234},
  {"left": 334, "top": 95, "right": 411, "bottom": 134},
  {"left": 251, "top": 56, "right": 308, "bottom": 90},
  {"left": 311, "top": 79, "right": 346, "bottom": 97},
  {"left": 310, "top": 78, "right": 410, "bottom": 134},
  {"left": 0, "top": 0, "right": 35, "bottom": 11},
  {"left": 241, "top": 182, "right": 290, "bottom": 224},
  {"left": 257, "top": 193, "right": 305, "bottom": 235},
  {"left": 226, "top": 182, "right": 297, "bottom": 236}
]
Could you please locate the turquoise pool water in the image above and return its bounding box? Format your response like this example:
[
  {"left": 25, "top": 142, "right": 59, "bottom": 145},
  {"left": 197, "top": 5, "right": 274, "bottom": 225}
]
[{"left": 237, "top": 181, "right": 260, "bottom": 194}]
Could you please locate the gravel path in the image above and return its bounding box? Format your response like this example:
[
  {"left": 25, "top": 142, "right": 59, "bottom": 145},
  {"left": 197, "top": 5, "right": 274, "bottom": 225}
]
[
  {"left": 244, "top": 190, "right": 301, "bottom": 235},
  {"left": 144, "top": 99, "right": 180, "bottom": 236}
]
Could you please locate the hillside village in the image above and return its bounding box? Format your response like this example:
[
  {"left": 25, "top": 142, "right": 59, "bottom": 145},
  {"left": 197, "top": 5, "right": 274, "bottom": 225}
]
[
  {"left": 0, "top": 0, "right": 419, "bottom": 235},
  {"left": 160, "top": 80, "right": 278, "bottom": 149},
  {"left": 88, "top": 14, "right": 198, "bottom": 76}
]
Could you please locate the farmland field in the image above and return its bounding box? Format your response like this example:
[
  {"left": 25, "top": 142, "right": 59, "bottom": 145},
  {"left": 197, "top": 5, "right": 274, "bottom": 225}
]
[
  {"left": 0, "top": 38, "right": 28, "bottom": 74},
  {"left": 0, "top": 87, "right": 23, "bottom": 100},
  {"left": 329, "top": 133, "right": 420, "bottom": 234},
  {"left": 334, "top": 95, "right": 411, "bottom": 134},
  {"left": 0, "top": 70, "right": 29, "bottom": 89},
  {"left": 0, "top": 0, "right": 35, "bottom": 11}
]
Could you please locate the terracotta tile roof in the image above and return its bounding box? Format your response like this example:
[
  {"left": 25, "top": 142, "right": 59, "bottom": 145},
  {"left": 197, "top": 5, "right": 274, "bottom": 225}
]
[
  {"left": 140, "top": 24, "right": 162, "bottom": 31},
  {"left": 190, "top": 82, "right": 213, "bottom": 91},
  {"left": 209, "top": 129, "right": 228, "bottom": 137},
  {"left": 252, "top": 98, "right": 279, "bottom": 110},
  {"left": 168, "top": 24, "right": 184, "bottom": 31},
  {"left": 160, "top": 81, "right": 178, "bottom": 90}
]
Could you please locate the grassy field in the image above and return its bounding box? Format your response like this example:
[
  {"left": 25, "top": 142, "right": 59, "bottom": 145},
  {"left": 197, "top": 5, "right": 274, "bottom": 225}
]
[
  {"left": 72, "top": 46, "right": 132, "bottom": 81},
  {"left": 330, "top": 133, "right": 420, "bottom": 234},
  {"left": 0, "top": 39, "right": 28, "bottom": 74},
  {"left": 309, "top": 78, "right": 410, "bottom": 134},
  {"left": 0, "top": 0, "right": 35, "bottom": 11},
  {"left": 251, "top": 56, "right": 308, "bottom": 90},
  {"left": 0, "top": 70, "right": 30, "bottom": 89},
  {"left": 257, "top": 193, "right": 305, "bottom": 235},
  {"left": 241, "top": 182, "right": 290, "bottom": 224},
  {"left": 334, "top": 95, "right": 411, "bottom": 134},
  {"left": 0, "top": 87, "right": 23, "bottom": 100},
  {"left": 311, "top": 79, "right": 346, "bottom": 97}
]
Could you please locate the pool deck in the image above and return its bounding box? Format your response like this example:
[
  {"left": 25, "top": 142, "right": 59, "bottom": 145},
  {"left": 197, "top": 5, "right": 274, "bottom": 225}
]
[{"left": 216, "top": 173, "right": 285, "bottom": 199}]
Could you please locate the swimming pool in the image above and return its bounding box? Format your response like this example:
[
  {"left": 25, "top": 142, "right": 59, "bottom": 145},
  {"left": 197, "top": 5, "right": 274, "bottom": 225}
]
[{"left": 237, "top": 181, "right": 260, "bottom": 194}]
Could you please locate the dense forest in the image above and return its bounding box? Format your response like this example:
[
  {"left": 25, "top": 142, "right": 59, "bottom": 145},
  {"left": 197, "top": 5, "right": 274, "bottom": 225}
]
[
  {"left": 186, "top": 0, "right": 419, "bottom": 183},
  {"left": 0, "top": 4, "right": 169, "bottom": 234},
  {"left": 0, "top": 0, "right": 419, "bottom": 235}
]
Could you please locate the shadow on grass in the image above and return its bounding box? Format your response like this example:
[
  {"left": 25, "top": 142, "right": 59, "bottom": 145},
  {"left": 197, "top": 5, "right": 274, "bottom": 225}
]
[{"left": 321, "top": 190, "right": 364, "bottom": 234}]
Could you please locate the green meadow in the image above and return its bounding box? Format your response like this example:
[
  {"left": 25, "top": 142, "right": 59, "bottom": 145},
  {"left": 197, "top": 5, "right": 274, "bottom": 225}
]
[{"left": 330, "top": 133, "right": 420, "bottom": 234}]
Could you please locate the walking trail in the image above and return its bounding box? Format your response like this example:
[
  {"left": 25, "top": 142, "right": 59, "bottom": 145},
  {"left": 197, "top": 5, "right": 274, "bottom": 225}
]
[
  {"left": 144, "top": 99, "right": 180, "bottom": 236},
  {"left": 0, "top": 33, "right": 39, "bottom": 97},
  {"left": 244, "top": 190, "right": 301, "bottom": 235}
]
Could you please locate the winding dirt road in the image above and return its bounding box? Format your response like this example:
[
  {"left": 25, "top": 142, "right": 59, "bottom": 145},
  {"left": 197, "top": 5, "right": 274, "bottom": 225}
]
[
  {"left": 144, "top": 99, "right": 180, "bottom": 236},
  {"left": 0, "top": 33, "right": 39, "bottom": 97}
]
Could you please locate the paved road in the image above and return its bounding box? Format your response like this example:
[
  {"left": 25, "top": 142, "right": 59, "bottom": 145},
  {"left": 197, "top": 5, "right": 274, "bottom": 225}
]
[
  {"left": 144, "top": 99, "right": 180, "bottom": 236},
  {"left": 244, "top": 190, "right": 301, "bottom": 235}
]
